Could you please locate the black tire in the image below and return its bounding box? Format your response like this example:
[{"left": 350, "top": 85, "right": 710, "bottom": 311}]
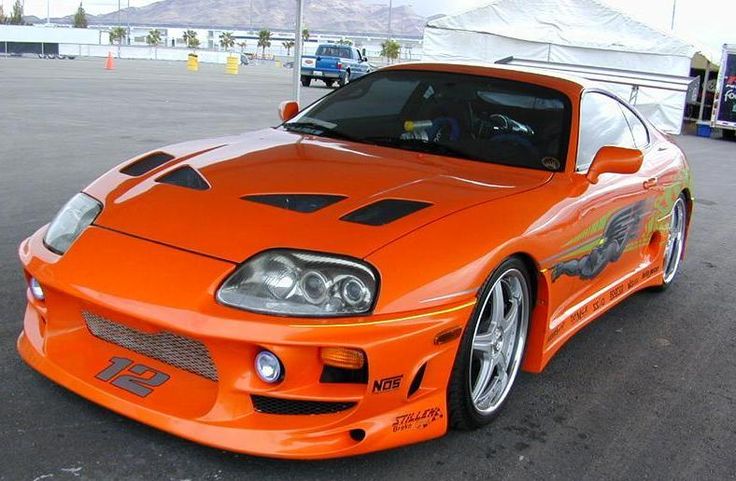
[
  {"left": 723, "top": 129, "right": 735, "bottom": 140},
  {"left": 448, "top": 257, "right": 532, "bottom": 430},
  {"left": 324, "top": 79, "right": 335, "bottom": 87},
  {"left": 338, "top": 74, "right": 347, "bottom": 87},
  {"left": 300, "top": 76, "right": 311, "bottom": 87}
]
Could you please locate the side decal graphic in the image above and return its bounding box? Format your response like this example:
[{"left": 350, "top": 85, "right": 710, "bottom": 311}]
[{"left": 552, "top": 201, "right": 647, "bottom": 281}]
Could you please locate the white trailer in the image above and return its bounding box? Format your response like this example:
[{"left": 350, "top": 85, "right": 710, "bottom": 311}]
[{"left": 710, "top": 44, "right": 736, "bottom": 139}]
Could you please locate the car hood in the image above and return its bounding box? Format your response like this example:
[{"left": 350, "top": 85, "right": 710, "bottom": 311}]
[{"left": 90, "top": 129, "right": 552, "bottom": 263}]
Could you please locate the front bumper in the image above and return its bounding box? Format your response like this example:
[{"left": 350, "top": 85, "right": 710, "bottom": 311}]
[{"left": 17, "top": 226, "right": 473, "bottom": 459}]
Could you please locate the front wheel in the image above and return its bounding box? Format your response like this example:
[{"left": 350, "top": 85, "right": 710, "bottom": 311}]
[
  {"left": 448, "top": 257, "right": 531, "bottom": 429},
  {"left": 300, "top": 76, "right": 311, "bottom": 87}
]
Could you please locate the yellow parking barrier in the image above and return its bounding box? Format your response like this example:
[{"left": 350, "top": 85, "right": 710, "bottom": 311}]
[
  {"left": 226, "top": 55, "right": 239, "bottom": 75},
  {"left": 187, "top": 53, "right": 199, "bottom": 72}
]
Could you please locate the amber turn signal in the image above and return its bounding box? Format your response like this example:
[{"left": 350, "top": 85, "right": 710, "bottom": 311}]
[
  {"left": 434, "top": 326, "right": 463, "bottom": 345},
  {"left": 320, "top": 347, "right": 365, "bottom": 370}
]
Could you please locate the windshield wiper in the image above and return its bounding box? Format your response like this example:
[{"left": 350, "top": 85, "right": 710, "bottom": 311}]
[{"left": 364, "top": 136, "right": 476, "bottom": 161}]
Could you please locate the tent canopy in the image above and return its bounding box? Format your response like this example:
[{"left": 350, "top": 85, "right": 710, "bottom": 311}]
[
  {"left": 423, "top": 0, "right": 712, "bottom": 133},
  {"left": 426, "top": 0, "right": 704, "bottom": 60}
]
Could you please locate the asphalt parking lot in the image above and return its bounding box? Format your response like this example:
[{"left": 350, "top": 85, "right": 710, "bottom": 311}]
[{"left": 1, "top": 57, "right": 735, "bottom": 481}]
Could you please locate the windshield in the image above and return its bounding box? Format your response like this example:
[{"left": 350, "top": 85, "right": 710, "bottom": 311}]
[{"left": 285, "top": 70, "right": 572, "bottom": 171}]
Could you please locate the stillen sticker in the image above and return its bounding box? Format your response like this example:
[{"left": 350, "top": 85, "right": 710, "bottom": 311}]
[{"left": 392, "top": 407, "right": 443, "bottom": 432}]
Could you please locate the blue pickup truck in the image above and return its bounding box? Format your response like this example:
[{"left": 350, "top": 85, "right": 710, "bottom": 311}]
[{"left": 300, "top": 44, "right": 373, "bottom": 88}]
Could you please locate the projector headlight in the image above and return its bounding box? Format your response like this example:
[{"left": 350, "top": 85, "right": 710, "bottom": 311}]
[
  {"left": 44, "top": 193, "right": 102, "bottom": 255},
  {"left": 217, "top": 250, "right": 378, "bottom": 317}
]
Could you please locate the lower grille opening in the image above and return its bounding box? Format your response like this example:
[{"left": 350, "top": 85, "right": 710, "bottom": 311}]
[
  {"left": 251, "top": 395, "right": 356, "bottom": 415},
  {"left": 83, "top": 311, "right": 218, "bottom": 382}
]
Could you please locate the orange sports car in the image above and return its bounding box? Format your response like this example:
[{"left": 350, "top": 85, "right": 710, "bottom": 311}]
[{"left": 17, "top": 63, "right": 692, "bottom": 459}]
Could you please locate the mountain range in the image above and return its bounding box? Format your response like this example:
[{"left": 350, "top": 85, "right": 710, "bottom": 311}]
[{"left": 48, "top": 0, "right": 427, "bottom": 37}]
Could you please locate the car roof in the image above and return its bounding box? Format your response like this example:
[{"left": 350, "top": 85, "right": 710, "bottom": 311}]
[{"left": 380, "top": 61, "right": 594, "bottom": 92}]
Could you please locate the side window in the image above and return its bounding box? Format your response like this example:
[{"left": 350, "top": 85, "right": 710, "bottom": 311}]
[
  {"left": 577, "top": 92, "right": 636, "bottom": 170},
  {"left": 620, "top": 105, "right": 649, "bottom": 148}
]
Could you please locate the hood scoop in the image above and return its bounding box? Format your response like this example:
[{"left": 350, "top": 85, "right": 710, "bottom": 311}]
[
  {"left": 341, "top": 199, "right": 432, "bottom": 226},
  {"left": 121, "top": 152, "right": 175, "bottom": 176},
  {"left": 156, "top": 166, "right": 210, "bottom": 191},
  {"left": 243, "top": 194, "right": 347, "bottom": 213}
]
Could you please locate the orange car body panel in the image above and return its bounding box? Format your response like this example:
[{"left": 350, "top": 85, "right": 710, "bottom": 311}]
[{"left": 17, "top": 63, "right": 693, "bottom": 459}]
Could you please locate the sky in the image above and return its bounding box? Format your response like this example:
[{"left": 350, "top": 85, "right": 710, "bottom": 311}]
[{"left": 8, "top": 0, "right": 734, "bottom": 56}]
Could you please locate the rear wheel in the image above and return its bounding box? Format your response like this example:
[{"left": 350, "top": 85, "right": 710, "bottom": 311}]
[
  {"left": 448, "top": 257, "right": 531, "bottom": 429},
  {"left": 324, "top": 79, "right": 335, "bottom": 87},
  {"left": 659, "top": 195, "right": 687, "bottom": 289},
  {"left": 300, "top": 76, "right": 311, "bottom": 87}
]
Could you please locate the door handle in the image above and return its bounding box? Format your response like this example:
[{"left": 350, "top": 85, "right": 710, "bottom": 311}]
[{"left": 643, "top": 177, "right": 658, "bottom": 189}]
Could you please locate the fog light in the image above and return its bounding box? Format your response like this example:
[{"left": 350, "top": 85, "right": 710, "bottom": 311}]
[
  {"left": 29, "top": 277, "right": 45, "bottom": 301},
  {"left": 255, "top": 350, "right": 282, "bottom": 383},
  {"left": 320, "top": 347, "right": 365, "bottom": 370}
]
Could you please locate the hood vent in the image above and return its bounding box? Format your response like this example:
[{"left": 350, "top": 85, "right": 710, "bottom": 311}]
[
  {"left": 243, "top": 194, "right": 346, "bottom": 213},
  {"left": 341, "top": 199, "right": 432, "bottom": 226},
  {"left": 156, "top": 166, "right": 210, "bottom": 191},
  {"left": 120, "top": 152, "right": 175, "bottom": 176}
]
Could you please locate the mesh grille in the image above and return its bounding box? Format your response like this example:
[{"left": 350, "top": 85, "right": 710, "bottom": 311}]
[
  {"left": 83, "top": 311, "right": 218, "bottom": 382},
  {"left": 251, "top": 395, "right": 356, "bottom": 415}
]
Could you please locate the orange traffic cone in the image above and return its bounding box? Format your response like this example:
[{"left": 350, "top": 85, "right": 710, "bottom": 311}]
[{"left": 105, "top": 52, "right": 115, "bottom": 70}]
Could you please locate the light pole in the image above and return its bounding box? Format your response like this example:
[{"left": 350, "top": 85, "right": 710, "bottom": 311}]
[
  {"left": 387, "top": 0, "right": 393, "bottom": 41},
  {"left": 292, "top": 0, "right": 304, "bottom": 104},
  {"left": 670, "top": 0, "right": 677, "bottom": 30}
]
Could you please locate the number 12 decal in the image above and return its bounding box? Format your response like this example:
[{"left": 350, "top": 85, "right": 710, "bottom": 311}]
[{"left": 96, "top": 356, "right": 170, "bottom": 397}]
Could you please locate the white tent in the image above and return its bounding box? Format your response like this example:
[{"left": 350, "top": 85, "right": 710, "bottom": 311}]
[{"left": 423, "top": 0, "right": 710, "bottom": 133}]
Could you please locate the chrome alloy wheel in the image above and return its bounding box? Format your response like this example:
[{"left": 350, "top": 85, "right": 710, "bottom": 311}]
[
  {"left": 469, "top": 268, "right": 529, "bottom": 414},
  {"left": 663, "top": 197, "right": 686, "bottom": 284}
]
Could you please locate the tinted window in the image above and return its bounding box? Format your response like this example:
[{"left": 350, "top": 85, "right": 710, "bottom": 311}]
[
  {"left": 315, "top": 46, "right": 352, "bottom": 58},
  {"left": 577, "top": 92, "right": 636, "bottom": 170},
  {"left": 286, "top": 70, "right": 572, "bottom": 171},
  {"left": 620, "top": 105, "right": 649, "bottom": 148}
]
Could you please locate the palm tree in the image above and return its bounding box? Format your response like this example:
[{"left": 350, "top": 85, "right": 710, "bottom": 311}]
[
  {"left": 301, "top": 28, "right": 310, "bottom": 52},
  {"left": 282, "top": 40, "right": 295, "bottom": 56},
  {"left": 381, "top": 39, "right": 401, "bottom": 64},
  {"left": 219, "top": 31, "right": 235, "bottom": 51},
  {"left": 237, "top": 41, "right": 247, "bottom": 53},
  {"left": 0, "top": 5, "right": 7, "bottom": 24},
  {"left": 146, "top": 28, "right": 161, "bottom": 58},
  {"left": 336, "top": 38, "right": 352, "bottom": 46},
  {"left": 257, "top": 29, "right": 271, "bottom": 58},
  {"left": 183, "top": 30, "right": 200, "bottom": 50},
  {"left": 109, "top": 26, "right": 127, "bottom": 46}
]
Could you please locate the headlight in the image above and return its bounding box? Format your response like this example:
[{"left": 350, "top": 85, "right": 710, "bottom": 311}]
[
  {"left": 217, "top": 249, "right": 378, "bottom": 317},
  {"left": 44, "top": 193, "right": 102, "bottom": 255}
]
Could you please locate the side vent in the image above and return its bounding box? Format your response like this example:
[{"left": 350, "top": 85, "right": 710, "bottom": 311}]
[
  {"left": 156, "top": 166, "right": 209, "bottom": 191},
  {"left": 120, "top": 152, "right": 175, "bottom": 176},
  {"left": 341, "top": 199, "right": 431, "bottom": 226},
  {"left": 408, "top": 363, "right": 426, "bottom": 397},
  {"left": 243, "top": 194, "right": 346, "bottom": 213}
]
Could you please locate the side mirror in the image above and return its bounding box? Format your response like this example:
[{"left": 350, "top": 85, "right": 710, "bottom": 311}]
[
  {"left": 278, "top": 100, "right": 300, "bottom": 122},
  {"left": 586, "top": 146, "right": 643, "bottom": 184}
]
